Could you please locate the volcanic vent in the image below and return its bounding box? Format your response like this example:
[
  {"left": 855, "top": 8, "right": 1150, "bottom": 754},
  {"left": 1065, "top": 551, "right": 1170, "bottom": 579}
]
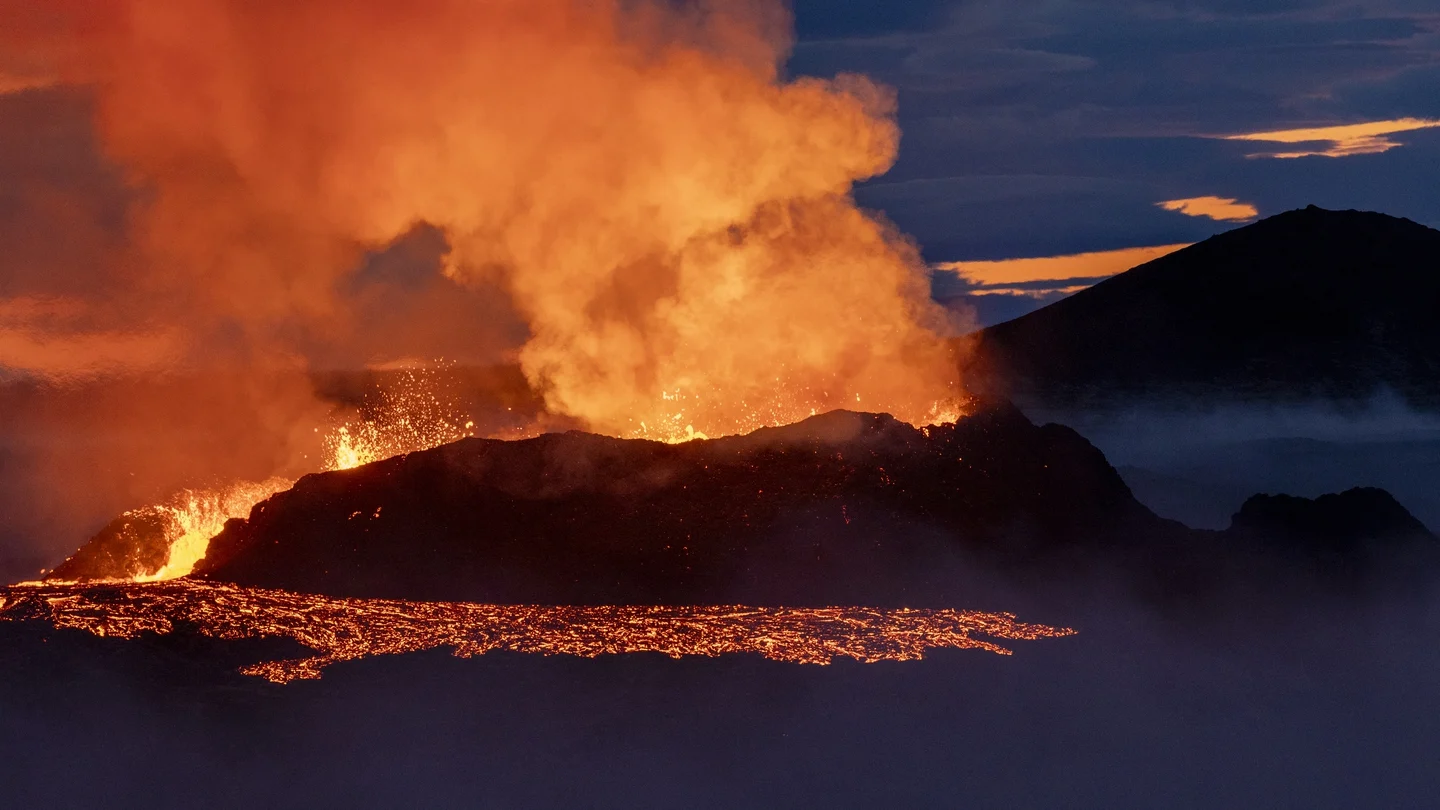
[{"left": 181, "top": 401, "right": 1152, "bottom": 605}]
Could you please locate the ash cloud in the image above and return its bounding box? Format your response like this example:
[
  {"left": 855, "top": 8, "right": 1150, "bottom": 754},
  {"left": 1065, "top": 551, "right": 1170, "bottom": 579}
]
[{"left": 3, "top": 0, "right": 961, "bottom": 441}]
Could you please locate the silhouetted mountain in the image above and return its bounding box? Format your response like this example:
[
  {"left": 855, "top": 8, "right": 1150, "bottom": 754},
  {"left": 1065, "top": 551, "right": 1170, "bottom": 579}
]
[
  {"left": 964, "top": 207, "right": 1440, "bottom": 408},
  {"left": 190, "top": 402, "right": 1158, "bottom": 604},
  {"left": 1229, "top": 487, "right": 1432, "bottom": 554}
]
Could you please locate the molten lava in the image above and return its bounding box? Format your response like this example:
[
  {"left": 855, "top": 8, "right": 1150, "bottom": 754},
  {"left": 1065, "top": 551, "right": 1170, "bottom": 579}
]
[
  {"left": 131, "top": 478, "right": 293, "bottom": 582},
  {"left": 0, "top": 580, "right": 1076, "bottom": 684},
  {"left": 58, "top": 371, "right": 484, "bottom": 584}
]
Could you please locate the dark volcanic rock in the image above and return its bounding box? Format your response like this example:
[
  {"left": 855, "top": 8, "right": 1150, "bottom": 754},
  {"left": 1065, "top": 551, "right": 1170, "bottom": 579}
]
[
  {"left": 194, "top": 403, "right": 1160, "bottom": 604},
  {"left": 1228, "top": 487, "right": 1434, "bottom": 554},
  {"left": 48, "top": 507, "right": 176, "bottom": 581},
  {"left": 965, "top": 207, "right": 1440, "bottom": 408}
]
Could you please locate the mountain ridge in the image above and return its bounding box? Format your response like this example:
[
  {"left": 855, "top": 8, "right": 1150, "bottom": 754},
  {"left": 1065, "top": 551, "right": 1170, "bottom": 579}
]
[{"left": 963, "top": 206, "right": 1440, "bottom": 408}]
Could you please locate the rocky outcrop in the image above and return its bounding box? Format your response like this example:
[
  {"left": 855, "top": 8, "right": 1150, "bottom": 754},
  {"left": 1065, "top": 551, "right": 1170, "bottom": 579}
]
[
  {"left": 193, "top": 402, "right": 1158, "bottom": 604},
  {"left": 1228, "top": 487, "right": 1433, "bottom": 554}
]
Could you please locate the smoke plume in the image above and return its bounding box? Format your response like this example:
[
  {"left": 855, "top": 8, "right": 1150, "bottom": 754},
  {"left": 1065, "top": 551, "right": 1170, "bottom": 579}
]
[{"left": 16, "top": 0, "right": 959, "bottom": 439}]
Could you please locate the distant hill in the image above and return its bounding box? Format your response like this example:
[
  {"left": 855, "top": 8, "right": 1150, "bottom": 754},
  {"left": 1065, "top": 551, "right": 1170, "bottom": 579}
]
[{"left": 963, "top": 207, "right": 1440, "bottom": 408}]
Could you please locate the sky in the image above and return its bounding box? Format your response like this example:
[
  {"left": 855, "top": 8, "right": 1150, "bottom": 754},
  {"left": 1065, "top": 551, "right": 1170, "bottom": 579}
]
[{"left": 785, "top": 0, "right": 1440, "bottom": 320}]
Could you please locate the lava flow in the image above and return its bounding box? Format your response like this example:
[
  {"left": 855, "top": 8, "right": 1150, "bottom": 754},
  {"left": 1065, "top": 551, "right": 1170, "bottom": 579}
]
[{"left": 0, "top": 580, "right": 1076, "bottom": 684}]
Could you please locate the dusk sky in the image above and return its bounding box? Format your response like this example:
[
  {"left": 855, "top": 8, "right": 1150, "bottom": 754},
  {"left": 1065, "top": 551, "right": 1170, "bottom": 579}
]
[{"left": 786, "top": 0, "right": 1440, "bottom": 318}]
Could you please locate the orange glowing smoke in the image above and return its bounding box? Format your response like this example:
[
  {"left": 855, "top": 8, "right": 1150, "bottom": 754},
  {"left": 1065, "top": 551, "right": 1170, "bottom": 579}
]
[{"left": 28, "top": 0, "right": 961, "bottom": 441}]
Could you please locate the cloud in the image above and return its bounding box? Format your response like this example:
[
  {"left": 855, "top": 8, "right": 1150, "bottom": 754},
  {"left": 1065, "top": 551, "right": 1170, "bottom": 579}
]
[
  {"left": 1158, "top": 196, "right": 1258, "bottom": 221},
  {"left": 934, "top": 243, "right": 1190, "bottom": 289},
  {"left": 793, "top": 0, "right": 1440, "bottom": 252},
  {"left": 930, "top": 242, "right": 1192, "bottom": 327},
  {"left": 0, "top": 296, "right": 182, "bottom": 381},
  {"left": 0, "top": 72, "right": 56, "bottom": 96},
  {"left": 790, "top": 0, "right": 952, "bottom": 40},
  {"left": 1219, "top": 118, "right": 1440, "bottom": 158}
]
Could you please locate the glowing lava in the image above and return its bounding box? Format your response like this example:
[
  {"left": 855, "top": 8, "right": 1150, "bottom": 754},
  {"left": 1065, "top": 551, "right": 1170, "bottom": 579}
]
[
  {"left": 131, "top": 478, "right": 294, "bottom": 582},
  {"left": 630, "top": 387, "right": 966, "bottom": 444},
  {"left": 319, "top": 371, "right": 480, "bottom": 469},
  {"left": 0, "top": 580, "right": 1076, "bottom": 684},
  {"left": 86, "top": 371, "right": 483, "bottom": 583},
  {"left": 94, "top": 378, "right": 961, "bottom": 582}
]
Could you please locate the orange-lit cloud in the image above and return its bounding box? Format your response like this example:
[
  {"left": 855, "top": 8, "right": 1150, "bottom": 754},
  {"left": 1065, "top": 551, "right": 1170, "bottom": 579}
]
[
  {"left": 5, "top": 0, "right": 961, "bottom": 441},
  {"left": 934, "top": 243, "right": 1190, "bottom": 295},
  {"left": 1157, "top": 196, "right": 1257, "bottom": 222},
  {"left": 0, "top": 297, "right": 181, "bottom": 380},
  {"left": 1221, "top": 118, "right": 1440, "bottom": 158},
  {"left": 0, "top": 72, "right": 57, "bottom": 95}
]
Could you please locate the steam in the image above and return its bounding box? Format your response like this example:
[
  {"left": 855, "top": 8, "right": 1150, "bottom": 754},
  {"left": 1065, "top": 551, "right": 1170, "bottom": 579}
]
[{"left": 26, "top": 0, "right": 960, "bottom": 439}]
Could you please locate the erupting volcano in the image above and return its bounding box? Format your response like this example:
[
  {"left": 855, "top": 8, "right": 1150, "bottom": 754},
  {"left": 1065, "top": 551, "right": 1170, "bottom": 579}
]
[
  {"left": 2, "top": 0, "right": 995, "bottom": 676},
  {"left": 12, "top": 0, "right": 973, "bottom": 593},
  {"left": 9, "top": 1, "right": 1436, "bottom": 684},
  {"left": 9, "top": 0, "right": 1440, "bottom": 805}
]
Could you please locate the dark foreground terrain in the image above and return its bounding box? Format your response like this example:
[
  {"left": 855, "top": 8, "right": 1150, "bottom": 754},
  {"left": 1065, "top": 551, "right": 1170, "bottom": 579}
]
[
  {"left": 3, "top": 412, "right": 1438, "bottom": 809},
  {"left": 14, "top": 398, "right": 1440, "bottom": 809},
  {"left": 4, "top": 578, "right": 1439, "bottom": 809}
]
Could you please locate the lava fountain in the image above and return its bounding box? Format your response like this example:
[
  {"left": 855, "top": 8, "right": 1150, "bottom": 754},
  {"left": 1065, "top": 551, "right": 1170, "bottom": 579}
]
[{"left": 39, "top": 369, "right": 481, "bottom": 584}]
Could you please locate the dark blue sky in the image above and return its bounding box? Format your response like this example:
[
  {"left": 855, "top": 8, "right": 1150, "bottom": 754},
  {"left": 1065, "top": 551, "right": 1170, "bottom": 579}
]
[{"left": 786, "top": 0, "right": 1440, "bottom": 262}]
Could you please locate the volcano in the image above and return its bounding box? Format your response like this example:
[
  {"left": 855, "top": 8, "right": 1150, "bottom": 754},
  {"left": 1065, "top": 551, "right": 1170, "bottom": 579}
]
[
  {"left": 965, "top": 207, "right": 1440, "bottom": 408},
  {"left": 188, "top": 401, "right": 1153, "bottom": 605}
]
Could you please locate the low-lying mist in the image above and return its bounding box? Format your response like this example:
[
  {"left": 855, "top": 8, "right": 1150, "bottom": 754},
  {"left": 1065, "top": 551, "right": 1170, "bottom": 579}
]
[
  {"left": 3, "top": 543, "right": 1438, "bottom": 809},
  {"left": 1028, "top": 391, "right": 1440, "bottom": 531}
]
